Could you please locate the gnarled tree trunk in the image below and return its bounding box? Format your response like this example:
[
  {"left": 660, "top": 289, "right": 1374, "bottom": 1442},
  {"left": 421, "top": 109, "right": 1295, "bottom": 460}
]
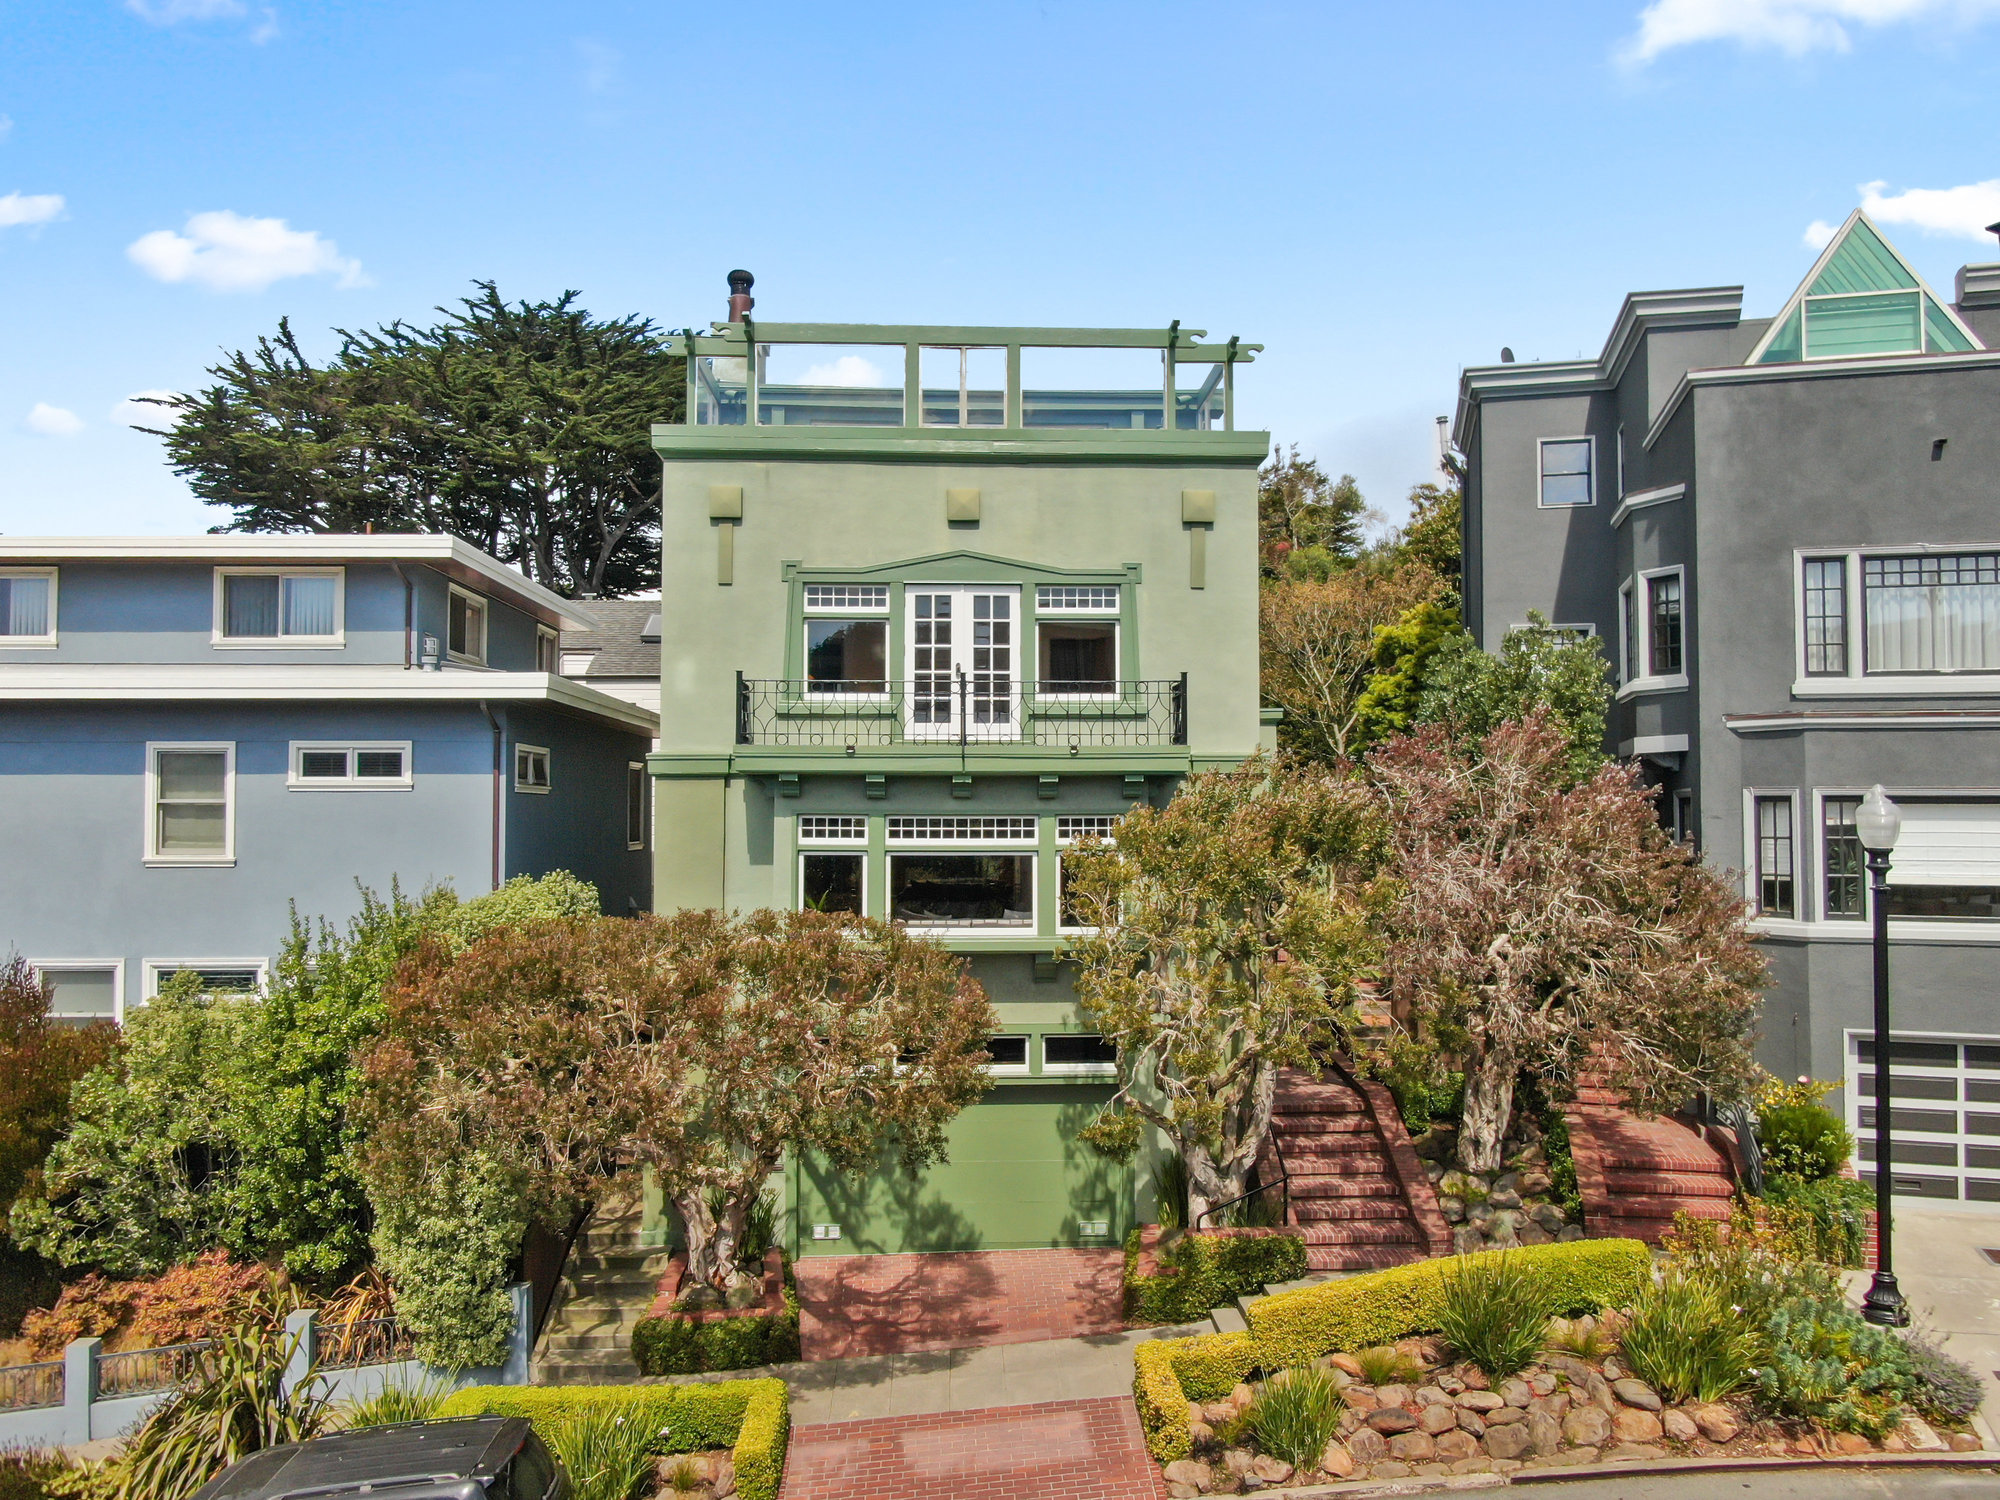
[
  {"left": 673, "top": 1187, "right": 749, "bottom": 1293},
  {"left": 1456, "top": 1038, "right": 1517, "bottom": 1174}
]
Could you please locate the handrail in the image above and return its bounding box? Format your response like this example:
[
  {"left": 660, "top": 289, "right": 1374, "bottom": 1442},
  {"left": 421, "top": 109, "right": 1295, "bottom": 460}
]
[
  {"left": 1192, "top": 1121, "right": 1292, "bottom": 1231},
  {"left": 1700, "top": 1093, "right": 1765, "bottom": 1196}
]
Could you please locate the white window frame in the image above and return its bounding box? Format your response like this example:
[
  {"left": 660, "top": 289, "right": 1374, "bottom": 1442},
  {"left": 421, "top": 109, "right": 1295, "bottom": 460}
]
[
  {"left": 802, "top": 584, "right": 892, "bottom": 701},
  {"left": 1743, "top": 788, "right": 1800, "bottom": 922},
  {"left": 0, "top": 567, "right": 59, "bottom": 647},
  {"left": 1616, "top": 565, "right": 1688, "bottom": 698},
  {"left": 1505, "top": 621, "right": 1596, "bottom": 638},
  {"left": 513, "top": 744, "right": 551, "bottom": 794},
  {"left": 1791, "top": 544, "right": 2000, "bottom": 697},
  {"left": 627, "top": 761, "right": 648, "bottom": 850},
  {"left": 1056, "top": 816, "right": 1119, "bottom": 934},
  {"left": 1040, "top": 1031, "right": 1118, "bottom": 1077},
  {"left": 144, "top": 740, "right": 236, "bottom": 866},
  {"left": 447, "top": 585, "right": 489, "bottom": 666},
  {"left": 287, "top": 741, "right": 414, "bottom": 791},
  {"left": 1537, "top": 435, "right": 1595, "bottom": 509},
  {"left": 29, "top": 959, "right": 125, "bottom": 1024},
  {"left": 536, "top": 625, "right": 560, "bottom": 673},
  {"left": 142, "top": 958, "right": 267, "bottom": 1000},
  {"left": 211, "top": 567, "right": 345, "bottom": 647},
  {"left": 1614, "top": 425, "right": 1626, "bottom": 500},
  {"left": 1035, "top": 615, "right": 1120, "bottom": 701},
  {"left": 798, "top": 815, "right": 868, "bottom": 844},
  {"left": 983, "top": 1033, "right": 1032, "bottom": 1077},
  {"left": 886, "top": 849, "right": 1037, "bottom": 932},
  {"left": 796, "top": 848, "right": 867, "bottom": 915}
]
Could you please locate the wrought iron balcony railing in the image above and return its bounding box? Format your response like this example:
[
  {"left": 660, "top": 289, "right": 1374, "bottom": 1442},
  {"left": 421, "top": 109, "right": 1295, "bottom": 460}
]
[{"left": 736, "top": 673, "right": 1187, "bottom": 748}]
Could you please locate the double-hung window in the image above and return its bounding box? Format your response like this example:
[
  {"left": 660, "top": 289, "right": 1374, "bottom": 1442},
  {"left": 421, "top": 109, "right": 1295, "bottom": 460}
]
[
  {"left": 448, "top": 587, "right": 488, "bottom": 665},
  {"left": 1035, "top": 586, "right": 1119, "bottom": 696},
  {"left": 1538, "top": 437, "right": 1594, "bottom": 508},
  {"left": 886, "top": 815, "right": 1036, "bottom": 928},
  {"left": 1752, "top": 794, "right": 1796, "bottom": 917},
  {"left": 536, "top": 627, "right": 559, "bottom": 672},
  {"left": 0, "top": 568, "right": 56, "bottom": 644},
  {"left": 803, "top": 584, "right": 888, "bottom": 694},
  {"left": 1619, "top": 567, "right": 1687, "bottom": 689},
  {"left": 798, "top": 816, "right": 867, "bottom": 914},
  {"left": 289, "top": 742, "right": 412, "bottom": 789},
  {"left": 146, "top": 743, "right": 234, "bottom": 864},
  {"left": 1822, "top": 795, "right": 1864, "bottom": 919},
  {"left": 215, "top": 569, "right": 342, "bottom": 645},
  {"left": 1802, "top": 558, "right": 1849, "bottom": 676},
  {"left": 1801, "top": 550, "right": 2000, "bottom": 683}
]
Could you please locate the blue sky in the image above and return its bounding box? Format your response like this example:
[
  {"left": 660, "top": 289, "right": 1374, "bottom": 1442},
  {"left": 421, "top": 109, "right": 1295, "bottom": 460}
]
[{"left": 3, "top": 0, "right": 1998, "bottom": 542}]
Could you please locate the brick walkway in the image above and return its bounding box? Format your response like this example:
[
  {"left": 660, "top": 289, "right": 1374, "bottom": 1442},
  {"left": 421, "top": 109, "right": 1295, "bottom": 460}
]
[
  {"left": 795, "top": 1248, "right": 1125, "bottom": 1360},
  {"left": 778, "top": 1397, "right": 1168, "bottom": 1500}
]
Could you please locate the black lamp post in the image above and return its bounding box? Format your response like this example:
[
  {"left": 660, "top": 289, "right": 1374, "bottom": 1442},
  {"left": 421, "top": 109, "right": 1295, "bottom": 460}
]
[{"left": 1856, "top": 784, "right": 1910, "bottom": 1327}]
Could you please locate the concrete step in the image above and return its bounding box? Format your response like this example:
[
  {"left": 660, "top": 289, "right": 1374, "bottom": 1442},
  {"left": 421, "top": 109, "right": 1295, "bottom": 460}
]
[
  {"left": 531, "top": 1360, "right": 640, "bottom": 1385},
  {"left": 1208, "top": 1302, "right": 1249, "bottom": 1336},
  {"left": 1603, "top": 1169, "right": 1733, "bottom": 1198},
  {"left": 564, "top": 1275, "right": 665, "bottom": 1297}
]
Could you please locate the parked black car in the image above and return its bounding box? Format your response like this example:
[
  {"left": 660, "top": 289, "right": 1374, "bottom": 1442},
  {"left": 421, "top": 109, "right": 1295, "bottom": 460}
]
[{"left": 190, "top": 1416, "right": 569, "bottom": 1500}]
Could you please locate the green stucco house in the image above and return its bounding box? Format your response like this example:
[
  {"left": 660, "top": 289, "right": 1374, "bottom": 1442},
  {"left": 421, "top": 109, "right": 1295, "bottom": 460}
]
[{"left": 647, "top": 273, "right": 1269, "bottom": 1258}]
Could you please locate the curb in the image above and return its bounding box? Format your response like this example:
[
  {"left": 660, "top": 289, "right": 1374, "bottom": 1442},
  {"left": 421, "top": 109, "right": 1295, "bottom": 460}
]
[{"left": 1223, "top": 1451, "right": 2000, "bottom": 1499}]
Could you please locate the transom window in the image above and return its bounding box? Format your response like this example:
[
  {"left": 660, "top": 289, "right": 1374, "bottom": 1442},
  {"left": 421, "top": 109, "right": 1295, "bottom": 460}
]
[
  {"left": 216, "top": 568, "right": 342, "bottom": 642},
  {"left": 0, "top": 569, "right": 56, "bottom": 642},
  {"left": 289, "top": 742, "right": 411, "bottom": 789},
  {"left": 1057, "top": 815, "right": 1120, "bottom": 843},
  {"left": 800, "top": 815, "right": 868, "bottom": 843},
  {"left": 1538, "top": 438, "right": 1593, "bottom": 508},
  {"left": 887, "top": 816, "right": 1037, "bottom": 842},
  {"left": 1036, "top": 586, "right": 1120, "bottom": 612},
  {"left": 805, "top": 584, "right": 889, "bottom": 612}
]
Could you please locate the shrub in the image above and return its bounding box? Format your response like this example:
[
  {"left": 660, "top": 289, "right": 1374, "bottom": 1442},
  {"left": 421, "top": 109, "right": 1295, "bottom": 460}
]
[
  {"left": 1247, "top": 1238, "right": 1648, "bottom": 1369},
  {"left": 18, "top": 1275, "right": 145, "bottom": 1358},
  {"left": 1249, "top": 1366, "right": 1345, "bottom": 1472},
  {"left": 630, "top": 1294, "right": 801, "bottom": 1376},
  {"left": 1124, "top": 1229, "right": 1309, "bottom": 1325},
  {"left": 1434, "top": 1254, "right": 1548, "bottom": 1378},
  {"left": 0, "top": 1450, "right": 72, "bottom": 1500},
  {"left": 1758, "top": 1103, "right": 1853, "bottom": 1180},
  {"left": 1154, "top": 1154, "right": 1190, "bottom": 1230},
  {"left": 368, "top": 1151, "right": 528, "bottom": 1369},
  {"left": 129, "top": 1251, "right": 287, "bottom": 1348},
  {"left": 1759, "top": 1173, "right": 1873, "bottom": 1267},
  {"left": 110, "top": 1321, "right": 332, "bottom": 1500},
  {"left": 436, "top": 1381, "right": 790, "bottom": 1500},
  {"left": 1900, "top": 1332, "right": 1985, "bottom": 1424},
  {"left": 1755, "top": 1297, "right": 1917, "bottom": 1438},
  {"left": 1351, "top": 1345, "right": 1424, "bottom": 1385},
  {"left": 1618, "top": 1272, "right": 1759, "bottom": 1403},
  {"left": 337, "top": 1371, "right": 454, "bottom": 1430},
  {"left": 1132, "top": 1332, "right": 1259, "bottom": 1463},
  {"left": 441, "top": 871, "right": 602, "bottom": 947},
  {"left": 1660, "top": 1207, "right": 1840, "bottom": 1326},
  {"left": 543, "top": 1407, "right": 657, "bottom": 1500}
]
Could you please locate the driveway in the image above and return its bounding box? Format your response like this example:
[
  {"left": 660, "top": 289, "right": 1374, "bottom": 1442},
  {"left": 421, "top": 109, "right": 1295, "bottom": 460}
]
[{"left": 1845, "top": 1206, "right": 2000, "bottom": 1415}]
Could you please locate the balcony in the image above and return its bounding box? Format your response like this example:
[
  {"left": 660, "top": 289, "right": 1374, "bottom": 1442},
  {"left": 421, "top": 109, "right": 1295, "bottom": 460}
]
[{"left": 736, "top": 674, "right": 1187, "bottom": 749}]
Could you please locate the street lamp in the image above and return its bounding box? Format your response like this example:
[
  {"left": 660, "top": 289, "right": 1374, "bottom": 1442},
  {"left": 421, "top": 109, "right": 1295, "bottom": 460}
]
[{"left": 1856, "top": 784, "right": 1909, "bottom": 1327}]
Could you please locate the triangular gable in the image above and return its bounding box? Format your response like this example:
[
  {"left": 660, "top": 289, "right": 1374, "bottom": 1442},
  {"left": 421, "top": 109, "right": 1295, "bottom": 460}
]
[{"left": 1746, "top": 210, "right": 1983, "bottom": 364}]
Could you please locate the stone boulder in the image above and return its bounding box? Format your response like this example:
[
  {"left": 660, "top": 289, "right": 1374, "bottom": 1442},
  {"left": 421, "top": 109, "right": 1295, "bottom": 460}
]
[
  {"left": 1611, "top": 1379, "right": 1661, "bottom": 1412},
  {"left": 1162, "top": 1459, "right": 1214, "bottom": 1493},
  {"left": 1317, "top": 1440, "right": 1355, "bottom": 1478},
  {"left": 1661, "top": 1409, "right": 1698, "bottom": 1443},
  {"left": 1433, "top": 1429, "right": 1479, "bottom": 1462},
  {"left": 1347, "top": 1429, "right": 1387, "bottom": 1464},
  {"left": 1375, "top": 1384, "right": 1411, "bottom": 1410},
  {"left": 1329, "top": 1353, "right": 1363, "bottom": 1378},
  {"left": 1249, "top": 1455, "right": 1295, "bottom": 1484},
  {"left": 1483, "top": 1406, "right": 1526, "bottom": 1427},
  {"left": 1386, "top": 1432, "right": 1436, "bottom": 1462},
  {"left": 1367, "top": 1407, "right": 1418, "bottom": 1436},
  {"left": 1419, "top": 1404, "right": 1459, "bottom": 1435},
  {"left": 1606, "top": 1442, "right": 1665, "bottom": 1461},
  {"left": 1688, "top": 1404, "right": 1738, "bottom": 1443},
  {"left": 1562, "top": 1407, "right": 1612, "bottom": 1447},
  {"left": 1612, "top": 1408, "right": 1664, "bottom": 1443},
  {"left": 1456, "top": 1409, "right": 1486, "bottom": 1437},
  {"left": 1499, "top": 1378, "right": 1534, "bottom": 1407},
  {"left": 1484, "top": 1422, "right": 1533, "bottom": 1460},
  {"left": 1457, "top": 1390, "right": 1505, "bottom": 1412},
  {"left": 1528, "top": 1411, "right": 1563, "bottom": 1457}
]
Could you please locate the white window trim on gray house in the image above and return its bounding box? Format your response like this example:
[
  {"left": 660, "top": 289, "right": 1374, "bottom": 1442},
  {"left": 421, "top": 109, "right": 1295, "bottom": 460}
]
[
  {"left": 1537, "top": 436, "right": 1595, "bottom": 508},
  {"left": 1616, "top": 565, "right": 1688, "bottom": 699},
  {"left": 144, "top": 740, "right": 236, "bottom": 866},
  {"left": 287, "top": 741, "right": 414, "bottom": 790},
  {"left": 1793, "top": 544, "right": 2000, "bottom": 696},
  {"left": 142, "top": 959, "right": 267, "bottom": 999},
  {"left": 0, "top": 567, "right": 59, "bottom": 646},
  {"left": 514, "top": 743, "right": 551, "bottom": 793},
  {"left": 448, "top": 584, "right": 490, "bottom": 666},
  {"left": 211, "top": 567, "right": 345, "bottom": 647},
  {"left": 1744, "top": 788, "right": 1799, "bottom": 921},
  {"left": 29, "top": 959, "right": 125, "bottom": 1024}
]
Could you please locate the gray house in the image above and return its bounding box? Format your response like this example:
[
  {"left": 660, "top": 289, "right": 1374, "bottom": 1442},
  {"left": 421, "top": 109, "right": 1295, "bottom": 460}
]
[
  {"left": 1455, "top": 212, "right": 2000, "bottom": 1211},
  {"left": 0, "top": 535, "right": 657, "bottom": 1022}
]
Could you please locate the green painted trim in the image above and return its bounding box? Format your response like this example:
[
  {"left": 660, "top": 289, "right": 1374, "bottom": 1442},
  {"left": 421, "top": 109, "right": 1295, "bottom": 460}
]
[
  {"left": 729, "top": 747, "right": 1193, "bottom": 775},
  {"left": 651, "top": 425, "right": 1270, "bottom": 467},
  {"left": 668, "top": 322, "right": 1260, "bottom": 354},
  {"left": 648, "top": 754, "right": 733, "bottom": 777},
  {"left": 785, "top": 551, "right": 1140, "bottom": 586}
]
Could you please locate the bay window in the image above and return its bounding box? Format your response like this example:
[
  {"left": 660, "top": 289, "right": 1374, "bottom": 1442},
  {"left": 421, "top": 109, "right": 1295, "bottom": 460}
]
[{"left": 1619, "top": 567, "right": 1686, "bottom": 689}]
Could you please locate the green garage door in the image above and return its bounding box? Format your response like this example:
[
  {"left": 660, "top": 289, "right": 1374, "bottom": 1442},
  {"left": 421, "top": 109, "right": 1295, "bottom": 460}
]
[{"left": 791, "top": 1084, "right": 1132, "bottom": 1256}]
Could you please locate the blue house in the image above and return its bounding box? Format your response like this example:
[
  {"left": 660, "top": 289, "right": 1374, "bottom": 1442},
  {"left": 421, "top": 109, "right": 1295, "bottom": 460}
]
[{"left": 0, "top": 535, "right": 657, "bottom": 1022}]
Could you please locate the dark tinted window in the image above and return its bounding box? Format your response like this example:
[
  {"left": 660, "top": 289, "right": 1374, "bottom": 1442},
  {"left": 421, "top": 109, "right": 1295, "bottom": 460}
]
[
  {"left": 1043, "top": 1033, "right": 1116, "bottom": 1069},
  {"left": 504, "top": 1435, "right": 556, "bottom": 1500}
]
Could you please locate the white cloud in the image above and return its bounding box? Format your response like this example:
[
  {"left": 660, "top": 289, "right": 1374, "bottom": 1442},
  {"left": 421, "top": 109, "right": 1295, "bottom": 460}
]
[
  {"left": 577, "top": 39, "right": 621, "bottom": 95},
  {"left": 250, "top": 8, "right": 278, "bottom": 43},
  {"left": 1803, "top": 219, "right": 1839, "bottom": 249},
  {"left": 127, "top": 210, "right": 367, "bottom": 293},
  {"left": 113, "top": 390, "right": 184, "bottom": 430},
  {"left": 1622, "top": 0, "right": 2000, "bottom": 63},
  {"left": 801, "top": 355, "right": 887, "bottom": 387},
  {"left": 25, "top": 403, "right": 84, "bottom": 437},
  {"left": 0, "top": 191, "right": 64, "bottom": 228},
  {"left": 0, "top": 116, "right": 14, "bottom": 144},
  {"left": 126, "top": 0, "right": 248, "bottom": 22},
  {"left": 1860, "top": 178, "right": 2000, "bottom": 239}
]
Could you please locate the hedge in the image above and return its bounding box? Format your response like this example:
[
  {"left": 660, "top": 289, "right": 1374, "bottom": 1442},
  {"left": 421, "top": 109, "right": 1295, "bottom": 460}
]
[
  {"left": 435, "top": 1378, "right": 790, "bottom": 1500},
  {"left": 1248, "top": 1237, "right": 1649, "bottom": 1369},
  {"left": 632, "top": 1282, "right": 802, "bottom": 1375},
  {"left": 1124, "top": 1230, "right": 1309, "bottom": 1325},
  {"left": 1132, "top": 1238, "right": 1651, "bottom": 1463}
]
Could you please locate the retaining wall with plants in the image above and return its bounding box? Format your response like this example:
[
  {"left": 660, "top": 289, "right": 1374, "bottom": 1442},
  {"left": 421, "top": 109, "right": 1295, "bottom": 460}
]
[{"left": 1125, "top": 1226, "right": 1309, "bottom": 1325}]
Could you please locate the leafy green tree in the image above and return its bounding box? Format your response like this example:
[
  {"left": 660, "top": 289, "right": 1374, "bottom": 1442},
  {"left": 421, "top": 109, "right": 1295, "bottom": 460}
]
[
  {"left": 1352, "top": 598, "right": 1462, "bottom": 746},
  {"left": 1394, "top": 478, "right": 1461, "bottom": 597},
  {"left": 1260, "top": 565, "right": 1441, "bottom": 763},
  {"left": 146, "top": 284, "right": 685, "bottom": 598},
  {"left": 1258, "top": 447, "right": 1371, "bottom": 579},
  {"left": 1066, "top": 758, "right": 1382, "bottom": 1222},
  {"left": 1412, "top": 615, "right": 1612, "bottom": 783}
]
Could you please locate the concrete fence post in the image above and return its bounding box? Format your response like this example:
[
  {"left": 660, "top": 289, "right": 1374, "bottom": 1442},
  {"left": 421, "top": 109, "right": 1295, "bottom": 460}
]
[
  {"left": 284, "top": 1309, "right": 318, "bottom": 1393},
  {"left": 63, "top": 1337, "right": 99, "bottom": 1447},
  {"left": 500, "top": 1283, "right": 534, "bottom": 1386}
]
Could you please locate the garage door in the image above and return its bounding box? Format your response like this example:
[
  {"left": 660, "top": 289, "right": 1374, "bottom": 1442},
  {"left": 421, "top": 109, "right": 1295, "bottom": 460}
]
[{"left": 1846, "top": 1033, "right": 2000, "bottom": 1205}]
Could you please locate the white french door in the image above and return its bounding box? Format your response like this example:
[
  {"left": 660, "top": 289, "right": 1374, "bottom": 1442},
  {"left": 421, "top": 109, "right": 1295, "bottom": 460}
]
[{"left": 906, "top": 585, "right": 1020, "bottom": 741}]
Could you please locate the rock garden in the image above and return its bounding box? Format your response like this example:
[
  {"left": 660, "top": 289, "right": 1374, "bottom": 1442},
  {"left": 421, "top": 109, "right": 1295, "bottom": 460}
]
[{"left": 1138, "top": 1220, "right": 1988, "bottom": 1497}]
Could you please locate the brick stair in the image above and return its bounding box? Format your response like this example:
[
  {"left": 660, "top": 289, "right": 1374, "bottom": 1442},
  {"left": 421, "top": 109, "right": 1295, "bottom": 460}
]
[
  {"left": 530, "top": 1198, "right": 673, "bottom": 1384},
  {"left": 1258, "top": 1064, "right": 1454, "bottom": 1273},
  {"left": 1564, "top": 1084, "right": 1737, "bottom": 1246}
]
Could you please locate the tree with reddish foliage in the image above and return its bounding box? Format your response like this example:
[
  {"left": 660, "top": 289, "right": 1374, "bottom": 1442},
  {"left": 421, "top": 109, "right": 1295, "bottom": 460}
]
[
  {"left": 0, "top": 954, "right": 119, "bottom": 1228},
  {"left": 1368, "top": 714, "right": 1765, "bottom": 1174}
]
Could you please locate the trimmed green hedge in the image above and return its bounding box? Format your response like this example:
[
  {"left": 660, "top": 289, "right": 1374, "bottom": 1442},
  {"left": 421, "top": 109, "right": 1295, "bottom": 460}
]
[
  {"left": 435, "top": 1378, "right": 790, "bottom": 1500},
  {"left": 1248, "top": 1237, "right": 1649, "bottom": 1368},
  {"left": 632, "top": 1281, "right": 802, "bottom": 1375},
  {"left": 1125, "top": 1229, "right": 1309, "bottom": 1325},
  {"left": 1132, "top": 1239, "right": 1652, "bottom": 1463}
]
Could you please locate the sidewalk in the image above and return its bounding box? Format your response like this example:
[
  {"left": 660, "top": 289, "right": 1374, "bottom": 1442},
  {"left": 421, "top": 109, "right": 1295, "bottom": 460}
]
[{"left": 1846, "top": 1206, "right": 2000, "bottom": 1415}]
